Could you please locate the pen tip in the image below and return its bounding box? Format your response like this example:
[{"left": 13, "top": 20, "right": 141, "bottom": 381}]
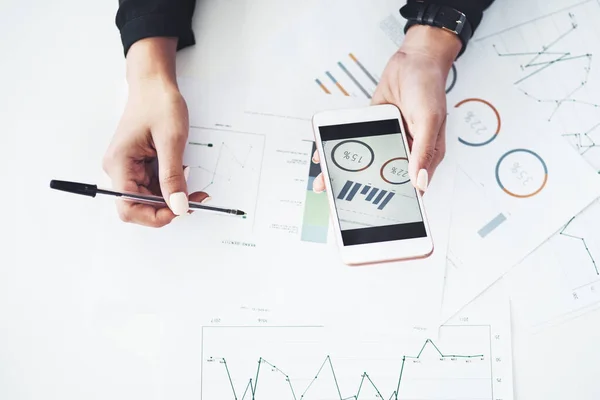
[{"left": 236, "top": 210, "right": 247, "bottom": 216}]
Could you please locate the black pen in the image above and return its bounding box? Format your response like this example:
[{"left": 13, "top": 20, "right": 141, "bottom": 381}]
[{"left": 49, "top": 180, "right": 246, "bottom": 216}]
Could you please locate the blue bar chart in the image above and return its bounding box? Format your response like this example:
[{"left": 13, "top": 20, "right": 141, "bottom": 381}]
[
  {"left": 316, "top": 53, "right": 378, "bottom": 99},
  {"left": 337, "top": 180, "right": 395, "bottom": 210}
]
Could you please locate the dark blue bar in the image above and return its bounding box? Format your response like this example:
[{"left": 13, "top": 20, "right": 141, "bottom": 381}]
[
  {"left": 365, "top": 188, "right": 379, "bottom": 201},
  {"left": 325, "top": 71, "right": 338, "bottom": 84},
  {"left": 346, "top": 182, "right": 363, "bottom": 201},
  {"left": 377, "top": 192, "right": 396, "bottom": 210},
  {"left": 337, "top": 180, "right": 354, "bottom": 200},
  {"left": 360, "top": 185, "right": 371, "bottom": 195},
  {"left": 373, "top": 190, "right": 388, "bottom": 205}
]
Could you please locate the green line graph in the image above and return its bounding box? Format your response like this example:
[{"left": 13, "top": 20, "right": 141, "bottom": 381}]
[
  {"left": 188, "top": 141, "right": 257, "bottom": 192},
  {"left": 560, "top": 215, "right": 599, "bottom": 275},
  {"left": 205, "top": 339, "right": 485, "bottom": 400},
  {"left": 489, "top": 9, "right": 599, "bottom": 122},
  {"left": 563, "top": 121, "right": 600, "bottom": 157}
]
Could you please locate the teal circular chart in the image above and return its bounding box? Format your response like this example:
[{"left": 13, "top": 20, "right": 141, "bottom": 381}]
[
  {"left": 331, "top": 140, "right": 375, "bottom": 172},
  {"left": 495, "top": 148, "right": 548, "bottom": 198}
]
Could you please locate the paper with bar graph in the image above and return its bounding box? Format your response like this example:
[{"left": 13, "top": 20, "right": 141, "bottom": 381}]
[
  {"left": 200, "top": 282, "right": 513, "bottom": 400},
  {"left": 246, "top": 0, "right": 458, "bottom": 103}
]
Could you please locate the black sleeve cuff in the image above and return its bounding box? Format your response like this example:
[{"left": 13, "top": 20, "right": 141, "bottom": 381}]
[{"left": 117, "top": 13, "right": 195, "bottom": 56}]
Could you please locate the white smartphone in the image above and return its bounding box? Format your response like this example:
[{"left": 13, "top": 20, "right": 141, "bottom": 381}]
[{"left": 312, "top": 104, "right": 434, "bottom": 265}]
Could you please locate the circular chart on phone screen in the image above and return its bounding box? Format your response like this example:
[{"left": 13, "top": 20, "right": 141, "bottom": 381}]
[
  {"left": 331, "top": 140, "right": 375, "bottom": 172},
  {"left": 380, "top": 157, "right": 410, "bottom": 185}
]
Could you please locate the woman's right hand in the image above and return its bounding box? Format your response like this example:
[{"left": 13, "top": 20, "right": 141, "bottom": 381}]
[
  {"left": 311, "top": 25, "right": 460, "bottom": 194},
  {"left": 102, "top": 37, "right": 208, "bottom": 227}
]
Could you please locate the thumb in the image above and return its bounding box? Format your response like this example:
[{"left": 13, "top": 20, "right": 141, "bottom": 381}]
[
  {"left": 156, "top": 132, "right": 189, "bottom": 216},
  {"left": 408, "top": 114, "right": 443, "bottom": 192}
]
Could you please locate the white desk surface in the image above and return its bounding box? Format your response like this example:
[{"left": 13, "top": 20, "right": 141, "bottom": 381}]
[{"left": 2, "top": 1, "right": 600, "bottom": 399}]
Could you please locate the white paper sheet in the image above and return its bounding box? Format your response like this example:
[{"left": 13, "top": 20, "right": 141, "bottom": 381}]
[
  {"left": 194, "top": 0, "right": 600, "bottom": 330},
  {"left": 199, "top": 282, "right": 513, "bottom": 400},
  {"left": 173, "top": 79, "right": 457, "bottom": 336},
  {"left": 471, "top": 0, "right": 600, "bottom": 173},
  {"left": 507, "top": 197, "right": 600, "bottom": 331},
  {"left": 440, "top": 0, "right": 600, "bottom": 321}
]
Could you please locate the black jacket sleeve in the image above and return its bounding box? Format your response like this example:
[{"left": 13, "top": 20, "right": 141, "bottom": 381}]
[
  {"left": 115, "top": 0, "right": 494, "bottom": 56},
  {"left": 116, "top": 0, "right": 197, "bottom": 56}
]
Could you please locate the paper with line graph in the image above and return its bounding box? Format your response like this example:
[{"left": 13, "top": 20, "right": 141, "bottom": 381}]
[
  {"left": 437, "top": 0, "right": 600, "bottom": 320},
  {"left": 179, "top": 116, "right": 335, "bottom": 247},
  {"left": 473, "top": 0, "right": 600, "bottom": 173},
  {"left": 507, "top": 193, "right": 600, "bottom": 330},
  {"left": 441, "top": 112, "right": 600, "bottom": 321},
  {"left": 478, "top": 4, "right": 600, "bottom": 333},
  {"left": 177, "top": 80, "right": 368, "bottom": 248},
  {"left": 200, "top": 284, "right": 512, "bottom": 400}
]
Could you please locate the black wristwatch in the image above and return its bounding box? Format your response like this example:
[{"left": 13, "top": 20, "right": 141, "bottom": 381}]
[{"left": 400, "top": 2, "right": 473, "bottom": 58}]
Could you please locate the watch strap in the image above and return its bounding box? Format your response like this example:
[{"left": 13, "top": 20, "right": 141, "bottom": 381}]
[{"left": 400, "top": 2, "right": 473, "bottom": 58}]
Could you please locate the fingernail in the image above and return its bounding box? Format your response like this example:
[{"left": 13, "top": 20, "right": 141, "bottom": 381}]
[
  {"left": 183, "top": 167, "right": 190, "bottom": 182},
  {"left": 201, "top": 196, "right": 212, "bottom": 204},
  {"left": 416, "top": 169, "right": 429, "bottom": 192},
  {"left": 313, "top": 187, "right": 324, "bottom": 194},
  {"left": 169, "top": 192, "right": 189, "bottom": 215}
]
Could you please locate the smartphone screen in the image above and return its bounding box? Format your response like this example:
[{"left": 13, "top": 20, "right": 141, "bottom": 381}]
[{"left": 320, "top": 118, "right": 426, "bottom": 246}]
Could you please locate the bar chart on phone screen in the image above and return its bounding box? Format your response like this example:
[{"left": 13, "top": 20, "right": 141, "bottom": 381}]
[
  {"left": 474, "top": 0, "right": 600, "bottom": 172},
  {"left": 200, "top": 286, "right": 513, "bottom": 400}
]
